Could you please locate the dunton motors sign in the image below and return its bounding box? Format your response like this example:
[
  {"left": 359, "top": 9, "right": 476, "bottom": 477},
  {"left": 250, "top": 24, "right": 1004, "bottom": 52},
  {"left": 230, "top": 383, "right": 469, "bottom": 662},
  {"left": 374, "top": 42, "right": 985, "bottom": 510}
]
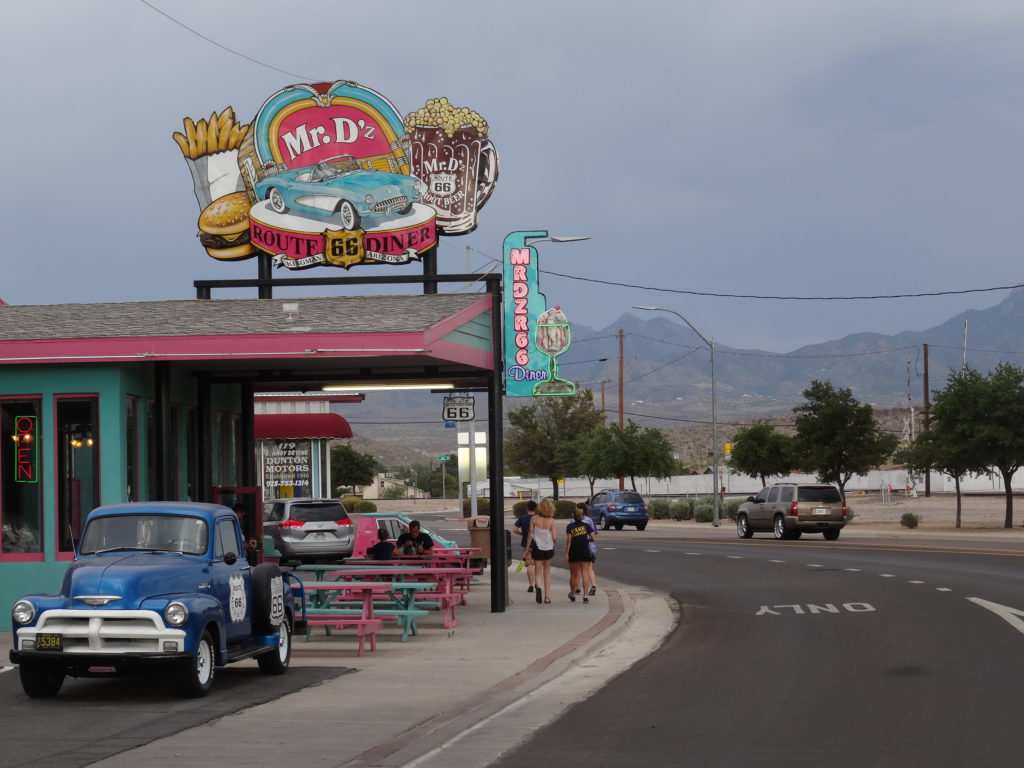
[{"left": 173, "top": 82, "right": 498, "bottom": 270}]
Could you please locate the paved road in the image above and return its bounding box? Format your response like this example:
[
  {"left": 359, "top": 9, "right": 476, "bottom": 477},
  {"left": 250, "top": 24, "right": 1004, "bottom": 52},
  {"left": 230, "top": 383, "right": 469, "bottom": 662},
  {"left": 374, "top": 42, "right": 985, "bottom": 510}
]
[{"left": 492, "top": 530, "right": 1024, "bottom": 767}]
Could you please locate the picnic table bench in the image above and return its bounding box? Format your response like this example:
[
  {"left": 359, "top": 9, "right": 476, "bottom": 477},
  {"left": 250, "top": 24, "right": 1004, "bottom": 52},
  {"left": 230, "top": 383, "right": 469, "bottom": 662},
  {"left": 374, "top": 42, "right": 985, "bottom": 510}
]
[{"left": 298, "top": 578, "right": 439, "bottom": 646}]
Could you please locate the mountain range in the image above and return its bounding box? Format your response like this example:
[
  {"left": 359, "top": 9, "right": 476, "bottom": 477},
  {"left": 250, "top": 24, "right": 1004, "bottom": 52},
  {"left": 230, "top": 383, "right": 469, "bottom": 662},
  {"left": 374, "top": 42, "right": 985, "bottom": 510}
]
[{"left": 338, "top": 289, "right": 1024, "bottom": 463}]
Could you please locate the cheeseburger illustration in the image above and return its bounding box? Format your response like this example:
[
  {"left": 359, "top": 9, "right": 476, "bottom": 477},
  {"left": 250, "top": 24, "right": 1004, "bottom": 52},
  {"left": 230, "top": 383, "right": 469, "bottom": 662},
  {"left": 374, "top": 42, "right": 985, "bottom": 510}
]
[{"left": 197, "top": 192, "right": 255, "bottom": 260}]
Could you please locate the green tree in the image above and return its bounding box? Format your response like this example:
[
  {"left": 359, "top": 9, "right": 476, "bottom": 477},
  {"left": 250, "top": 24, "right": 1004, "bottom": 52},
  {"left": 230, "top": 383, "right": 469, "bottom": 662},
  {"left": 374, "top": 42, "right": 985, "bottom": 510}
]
[
  {"left": 792, "top": 380, "right": 898, "bottom": 496},
  {"left": 898, "top": 368, "right": 995, "bottom": 528},
  {"left": 728, "top": 422, "right": 794, "bottom": 486},
  {"left": 329, "top": 443, "right": 381, "bottom": 496},
  {"left": 505, "top": 389, "right": 603, "bottom": 499},
  {"left": 944, "top": 364, "right": 1024, "bottom": 528},
  {"left": 583, "top": 420, "right": 678, "bottom": 491}
]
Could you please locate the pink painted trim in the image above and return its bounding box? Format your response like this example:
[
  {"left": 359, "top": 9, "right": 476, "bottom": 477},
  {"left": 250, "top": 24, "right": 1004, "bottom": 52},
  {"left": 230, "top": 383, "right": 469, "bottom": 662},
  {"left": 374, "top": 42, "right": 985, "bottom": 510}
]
[
  {"left": 425, "top": 338, "right": 494, "bottom": 370},
  {"left": 0, "top": 552, "right": 44, "bottom": 563}
]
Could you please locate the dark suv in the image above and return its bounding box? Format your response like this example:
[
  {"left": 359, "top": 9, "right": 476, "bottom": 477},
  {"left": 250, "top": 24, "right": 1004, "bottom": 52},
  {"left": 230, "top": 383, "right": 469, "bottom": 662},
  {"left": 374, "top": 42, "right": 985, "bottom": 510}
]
[
  {"left": 586, "top": 489, "right": 649, "bottom": 531},
  {"left": 736, "top": 483, "right": 846, "bottom": 541}
]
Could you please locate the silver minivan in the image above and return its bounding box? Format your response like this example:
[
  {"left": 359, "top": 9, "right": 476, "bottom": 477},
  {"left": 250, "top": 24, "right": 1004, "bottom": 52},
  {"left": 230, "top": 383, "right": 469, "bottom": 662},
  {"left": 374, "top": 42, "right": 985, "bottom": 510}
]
[
  {"left": 263, "top": 498, "right": 354, "bottom": 564},
  {"left": 736, "top": 483, "right": 846, "bottom": 541}
]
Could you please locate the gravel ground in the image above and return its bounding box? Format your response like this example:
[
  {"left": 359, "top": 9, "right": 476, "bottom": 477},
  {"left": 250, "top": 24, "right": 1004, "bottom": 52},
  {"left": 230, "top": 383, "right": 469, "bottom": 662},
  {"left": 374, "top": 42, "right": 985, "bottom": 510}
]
[{"left": 845, "top": 492, "right": 1023, "bottom": 530}]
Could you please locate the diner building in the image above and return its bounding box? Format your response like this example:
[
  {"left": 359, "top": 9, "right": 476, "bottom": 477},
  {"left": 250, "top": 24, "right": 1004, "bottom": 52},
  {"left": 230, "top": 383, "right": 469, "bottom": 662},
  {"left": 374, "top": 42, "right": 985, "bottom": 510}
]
[{"left": 0, "top": 289, "right": 503, "bottom": 611}]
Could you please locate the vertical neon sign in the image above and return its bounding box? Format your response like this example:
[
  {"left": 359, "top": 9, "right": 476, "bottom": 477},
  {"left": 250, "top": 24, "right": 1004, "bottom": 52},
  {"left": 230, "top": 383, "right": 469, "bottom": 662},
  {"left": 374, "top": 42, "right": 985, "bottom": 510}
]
[
  {"left": 502, "top": 230, "right": 575, "bottom": 397},
  {"left": 14, "top": 415, "right": 38, "bottom": 483}
]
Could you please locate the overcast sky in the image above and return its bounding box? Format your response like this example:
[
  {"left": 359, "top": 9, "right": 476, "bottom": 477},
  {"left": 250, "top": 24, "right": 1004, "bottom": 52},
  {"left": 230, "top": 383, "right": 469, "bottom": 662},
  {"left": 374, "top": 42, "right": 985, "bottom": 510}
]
[{"left": 3, "top": 0, "right": 1022, "bottom": 352}]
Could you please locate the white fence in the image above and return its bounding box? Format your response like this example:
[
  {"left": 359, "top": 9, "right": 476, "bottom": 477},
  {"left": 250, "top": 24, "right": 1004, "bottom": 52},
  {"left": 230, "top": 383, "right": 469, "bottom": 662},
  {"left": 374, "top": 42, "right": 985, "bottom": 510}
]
[{"left": 471, "top": 467, "right": 1023, "bottom": 500}]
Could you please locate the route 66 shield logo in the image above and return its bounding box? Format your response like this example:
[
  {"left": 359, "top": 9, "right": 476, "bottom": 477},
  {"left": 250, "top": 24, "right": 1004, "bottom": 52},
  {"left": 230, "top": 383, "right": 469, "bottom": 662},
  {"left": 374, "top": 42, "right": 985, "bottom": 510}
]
[
  {"left": 430, "top": 173, "right": 456, "bottom": 196},
  {"left": 324, "top": 229, "right": 365, "bottom": 269}
]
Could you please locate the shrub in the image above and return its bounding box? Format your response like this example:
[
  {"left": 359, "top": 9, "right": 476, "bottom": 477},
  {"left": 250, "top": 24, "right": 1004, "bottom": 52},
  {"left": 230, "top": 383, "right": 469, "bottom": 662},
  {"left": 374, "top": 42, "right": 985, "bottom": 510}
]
[
  {"left": 352, "top": 499, "right": 377, "bottom": 514},
  {"left": 722, "top": 498, "right": 742, "bottom": 521},
  {"left": 670, "top": 499, "right": 694, "bottom": 521},
  {"left": 554, "top": 500, "right": 576, "bottom": 519},
  {"left": 512, "top": 500, "right": 529, "bottom": 517},
  {"left": 694, "top": 498, "right": 714, "bottom": 523},
  {"left": 650, "top": 499, "right": 671, "bottom": 519},
  {"left": 340, "top": 495, "right": 362, "bottom": 513},
  {"left": 462, "top": 497, "right": 490, "bottom": 516},
  {"left": 900, "top": 512, "right": 919, "bottom": 529}
]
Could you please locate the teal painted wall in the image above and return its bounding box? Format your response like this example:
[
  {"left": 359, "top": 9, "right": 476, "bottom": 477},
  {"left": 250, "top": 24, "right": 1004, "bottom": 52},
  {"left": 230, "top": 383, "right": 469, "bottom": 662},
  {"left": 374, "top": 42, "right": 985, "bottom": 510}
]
[
  {"left": 0, "top": 363, "right": 241, "bottom": 613},
  {"left": 441, "top": 310, "right": 492, "bottom": 351}
]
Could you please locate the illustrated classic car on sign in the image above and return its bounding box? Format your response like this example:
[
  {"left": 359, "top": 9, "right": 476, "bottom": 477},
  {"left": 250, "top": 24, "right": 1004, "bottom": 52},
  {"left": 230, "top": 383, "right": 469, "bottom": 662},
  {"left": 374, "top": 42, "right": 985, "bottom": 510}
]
[
  {"left": 9, "top": 502, "right": 306, "bottom": 699},
  {"left": 253, "top": 154, "right": 423, "bottom": 229}
]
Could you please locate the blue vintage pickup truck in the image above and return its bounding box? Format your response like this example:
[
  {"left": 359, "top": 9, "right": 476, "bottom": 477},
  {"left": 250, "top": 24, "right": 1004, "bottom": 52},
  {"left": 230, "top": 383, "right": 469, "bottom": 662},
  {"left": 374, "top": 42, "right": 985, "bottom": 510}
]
[{"left": 9, "top": 501, "right": 306, "bottom": 698}]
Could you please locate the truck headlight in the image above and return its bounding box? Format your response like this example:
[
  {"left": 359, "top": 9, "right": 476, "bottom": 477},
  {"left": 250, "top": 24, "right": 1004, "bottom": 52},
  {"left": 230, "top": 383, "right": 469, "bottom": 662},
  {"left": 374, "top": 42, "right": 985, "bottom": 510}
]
[
  {"left": 12, "top": 600, "right": 35, "bottom": 625},
  {"left": 164, "top": 602, "right": 188, "bottom": 626},
  {"left": 364, "top": 194, "right": 374, "bottom": 206}
]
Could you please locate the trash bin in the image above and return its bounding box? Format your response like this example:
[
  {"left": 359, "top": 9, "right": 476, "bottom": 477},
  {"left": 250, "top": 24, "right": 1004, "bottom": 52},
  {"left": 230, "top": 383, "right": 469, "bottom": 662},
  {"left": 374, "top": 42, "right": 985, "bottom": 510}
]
[{"left": 467, "top": 515, "right": 491, "bottom": 559}]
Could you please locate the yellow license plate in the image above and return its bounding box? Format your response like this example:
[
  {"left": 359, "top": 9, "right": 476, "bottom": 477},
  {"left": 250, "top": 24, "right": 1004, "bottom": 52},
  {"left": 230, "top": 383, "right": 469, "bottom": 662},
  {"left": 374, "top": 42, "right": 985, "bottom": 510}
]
[{"left": 36, "top": 633, "right": 63, "bottom": 651}]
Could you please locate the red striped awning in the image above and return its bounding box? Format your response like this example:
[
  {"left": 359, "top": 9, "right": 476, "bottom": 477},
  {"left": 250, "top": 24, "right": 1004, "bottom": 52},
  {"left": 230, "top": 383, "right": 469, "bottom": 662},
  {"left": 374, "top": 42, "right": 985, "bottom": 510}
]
[{"left": 254, "top": 413, "right": 353, "bottom": 440}]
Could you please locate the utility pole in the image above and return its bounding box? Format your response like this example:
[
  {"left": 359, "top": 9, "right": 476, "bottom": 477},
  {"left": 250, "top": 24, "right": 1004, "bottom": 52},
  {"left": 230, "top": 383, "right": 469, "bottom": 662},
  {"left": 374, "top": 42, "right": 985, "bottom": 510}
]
[
  {"left": 598, "top": 377, "right": 611, "bottom": 414},
  {"left": 923, "top": 343, "right": 930, "bottom": 497},
  {"left": 618, "top": 328, "right": 625, "bottom": 490}
]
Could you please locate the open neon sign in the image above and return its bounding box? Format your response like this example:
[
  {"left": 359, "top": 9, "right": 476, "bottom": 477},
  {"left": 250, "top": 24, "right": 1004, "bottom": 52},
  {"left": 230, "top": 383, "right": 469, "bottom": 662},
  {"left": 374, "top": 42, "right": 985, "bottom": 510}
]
[{"left": 14, "top": 416, "right": 37, "bottom": 483}]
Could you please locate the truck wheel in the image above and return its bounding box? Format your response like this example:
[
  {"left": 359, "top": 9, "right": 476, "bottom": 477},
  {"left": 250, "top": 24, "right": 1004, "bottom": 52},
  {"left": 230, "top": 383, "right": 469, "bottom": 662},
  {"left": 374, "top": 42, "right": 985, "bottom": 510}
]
[
  {"left": 19, "top": 663, "right": 65, "bottom": 698},
  {"left": 252, "top": 564, "right": 286, "bottom": 634},
  {"left": 176, "top": 629, "right": 214, "bottom": 698},
  {"left": 773, "top": 515, "right": 789, "bottom": 540},
  {"left": 257, "top": 618, "right": 291, "bottom": 675},
  {"left": 737, "top": 514, "right": 753, "bottom": 539},
  {"left": 599, "top": 514, "right": 610, "bottom": 530},
  {"left": 823, "top": 529, "right": 840, "bottom": 541}
]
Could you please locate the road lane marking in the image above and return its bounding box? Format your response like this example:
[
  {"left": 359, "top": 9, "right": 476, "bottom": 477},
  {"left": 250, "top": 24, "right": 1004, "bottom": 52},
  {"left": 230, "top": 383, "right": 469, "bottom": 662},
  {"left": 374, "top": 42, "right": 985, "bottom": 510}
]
[
  {"left": 909, "top": 580, "right": 925, "bottom": 584},
  {"left": 684, "top": 553, "right": 701, "bottom": 556},
  {"left": 845, "top": 568, "right": 861, "bottom": 572},
  {"left": 936, "top": 588, "right": 952, "bottom": 592},
  {"left": 727, "top": 555, "right": 743, "bottom": 559},
  {"left": 967, "top": 597, "right": 1024, "bottom": 636},
  {"left": 880, "top": 574, "right": 895, "bottom": 578},
  {"left": 769, "top": 559, "right": 785, "bottom": 563},
  {"left": 808, "top": 564, "right": 823, "bottom": 568},
  {"left": 643, "top": 549, "right": 661, "bottom": 553}
]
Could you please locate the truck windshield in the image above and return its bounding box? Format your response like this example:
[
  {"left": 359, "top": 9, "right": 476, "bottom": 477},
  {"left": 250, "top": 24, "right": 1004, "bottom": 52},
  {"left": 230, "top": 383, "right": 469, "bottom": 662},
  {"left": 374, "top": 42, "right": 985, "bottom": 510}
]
[{"left": 79, "top": 514, "right": 208, "bottom": 555}]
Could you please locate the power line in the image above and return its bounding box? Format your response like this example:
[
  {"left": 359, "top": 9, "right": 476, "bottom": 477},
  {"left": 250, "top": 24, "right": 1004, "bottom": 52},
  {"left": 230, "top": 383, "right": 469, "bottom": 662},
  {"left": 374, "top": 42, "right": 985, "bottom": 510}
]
[
  {"left": 139, "top": 0, "right": 314, "bottom": 80},
  {"left": 539, "top": 268, "right": 1024, "bottom": 302}
]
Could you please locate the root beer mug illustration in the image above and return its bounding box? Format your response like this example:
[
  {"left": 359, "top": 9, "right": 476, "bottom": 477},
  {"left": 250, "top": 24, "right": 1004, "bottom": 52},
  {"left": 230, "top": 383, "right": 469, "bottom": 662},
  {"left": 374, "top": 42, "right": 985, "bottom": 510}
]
[{"left": 405, "top": 98, "right": 499, "bottom": 235}]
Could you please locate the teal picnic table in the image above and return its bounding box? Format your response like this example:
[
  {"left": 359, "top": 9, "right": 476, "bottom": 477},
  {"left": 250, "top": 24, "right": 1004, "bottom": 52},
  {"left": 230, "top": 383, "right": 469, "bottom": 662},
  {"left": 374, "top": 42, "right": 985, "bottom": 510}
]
[
  {"left": 294, "top": 564, "right": 467, "bottom": 629},
  {"left": 295, "top": 569, "right": 438, "bottom": 641}
]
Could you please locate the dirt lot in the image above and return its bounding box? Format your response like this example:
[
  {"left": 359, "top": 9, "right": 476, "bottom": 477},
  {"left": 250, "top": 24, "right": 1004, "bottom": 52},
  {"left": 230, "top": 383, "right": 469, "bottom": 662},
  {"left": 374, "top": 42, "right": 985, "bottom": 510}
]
[{"left": 844, "top": 492, "right": 1023, "bottom": 530}]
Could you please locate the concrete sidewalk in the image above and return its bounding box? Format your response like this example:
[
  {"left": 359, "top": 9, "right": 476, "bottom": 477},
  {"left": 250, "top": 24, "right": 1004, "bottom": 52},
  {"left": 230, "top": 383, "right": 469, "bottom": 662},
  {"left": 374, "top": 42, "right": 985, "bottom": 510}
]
[{"left": 3, "top": 564, "right": 675, "bottom": 768}]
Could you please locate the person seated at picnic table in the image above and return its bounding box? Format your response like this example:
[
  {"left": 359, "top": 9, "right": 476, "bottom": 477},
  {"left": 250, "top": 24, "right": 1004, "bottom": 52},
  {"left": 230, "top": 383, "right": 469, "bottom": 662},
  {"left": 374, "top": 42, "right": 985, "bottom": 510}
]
[
  {"left": 394, "top": 520, "right": 434, "bottom": 556},
  {"left": 367, "top": 527, "right": 396, "bottom": 560}
]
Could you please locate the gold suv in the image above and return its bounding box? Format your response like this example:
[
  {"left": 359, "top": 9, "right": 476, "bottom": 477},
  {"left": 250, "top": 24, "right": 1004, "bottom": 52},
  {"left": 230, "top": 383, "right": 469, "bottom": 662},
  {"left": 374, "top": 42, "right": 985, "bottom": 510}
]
[{"left": 736, "top": 483, "right": 846, "bottom": 541}]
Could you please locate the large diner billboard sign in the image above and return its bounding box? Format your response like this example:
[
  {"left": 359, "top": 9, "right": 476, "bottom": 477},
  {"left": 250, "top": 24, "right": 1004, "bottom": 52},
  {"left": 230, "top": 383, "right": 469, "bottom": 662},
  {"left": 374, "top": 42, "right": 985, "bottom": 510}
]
[
  {"left": 503, "top": 231, "right": 575, "bottom": 398},
  {"left": 173, "top": 81, "right": 498, "bottom": 270}
]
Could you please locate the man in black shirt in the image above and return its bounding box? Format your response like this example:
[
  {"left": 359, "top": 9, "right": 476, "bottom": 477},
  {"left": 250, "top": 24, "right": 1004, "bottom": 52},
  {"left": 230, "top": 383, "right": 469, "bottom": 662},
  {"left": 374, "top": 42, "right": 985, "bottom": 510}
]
[{"left": 394, "top": 520, "right": 434, "bottom": 556}]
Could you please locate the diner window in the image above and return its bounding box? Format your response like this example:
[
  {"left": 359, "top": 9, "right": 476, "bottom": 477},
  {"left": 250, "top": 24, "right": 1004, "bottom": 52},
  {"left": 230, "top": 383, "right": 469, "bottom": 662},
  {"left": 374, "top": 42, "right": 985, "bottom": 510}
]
[
  {"left": 126, "top": 396, "right": 139, "bottom": 502},
  {"left": 1, "top": 398, "right": 43, "bottom": 558},
  {"left": 146, "top": 399, "right": 157, "bottom": 500},
  {"left": 169, "top": 404, "right": 180, "bottom": 499},
  {"left": 57, "top": 396, "right": 100, "bottom": 553},
  {"left": 185, "top": 407, "right": 197, "bottom": 501},
  {"left": 214, "top": 412, "right": 226, "bottom": 486}
]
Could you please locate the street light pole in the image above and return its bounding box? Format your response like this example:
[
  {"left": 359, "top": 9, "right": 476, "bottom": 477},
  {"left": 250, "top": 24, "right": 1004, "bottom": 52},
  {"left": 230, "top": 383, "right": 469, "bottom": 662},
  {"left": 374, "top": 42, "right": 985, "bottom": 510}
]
[{"left": 633, "top": 305, "right": 720, "bottom": 527}]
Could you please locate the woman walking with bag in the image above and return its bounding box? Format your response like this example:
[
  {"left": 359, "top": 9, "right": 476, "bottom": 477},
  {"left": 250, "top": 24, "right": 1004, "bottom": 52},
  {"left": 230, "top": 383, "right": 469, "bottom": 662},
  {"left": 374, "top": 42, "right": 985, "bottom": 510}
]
[{"left": 525, "top": 498, "right": 557, "bottom": 603}]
